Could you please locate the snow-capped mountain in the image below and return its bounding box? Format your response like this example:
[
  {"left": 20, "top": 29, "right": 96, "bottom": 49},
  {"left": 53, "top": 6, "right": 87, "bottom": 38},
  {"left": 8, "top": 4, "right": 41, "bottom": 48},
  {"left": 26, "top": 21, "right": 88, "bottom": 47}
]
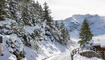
[{"left": 59, "top": 14, "right": 105, "bottom": 39}]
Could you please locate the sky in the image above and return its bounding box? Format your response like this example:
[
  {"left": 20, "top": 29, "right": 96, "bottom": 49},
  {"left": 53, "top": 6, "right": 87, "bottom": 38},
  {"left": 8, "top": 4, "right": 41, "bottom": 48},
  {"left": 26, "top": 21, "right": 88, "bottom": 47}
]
[{"left": 36, "top": 0, "right": 105, "bottom": 20}]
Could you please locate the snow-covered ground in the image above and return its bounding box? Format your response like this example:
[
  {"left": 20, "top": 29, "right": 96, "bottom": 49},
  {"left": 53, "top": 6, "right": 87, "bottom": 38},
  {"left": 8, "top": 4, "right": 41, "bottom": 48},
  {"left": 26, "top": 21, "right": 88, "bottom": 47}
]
[
  {"left": 0, "top": 34, "right": 68, "bottom": 60},
  {"left": 92, "top": 35, "right": 105, "bottom": 48},
  {"left": 36, "top": 41, "right": 68, "bottom": 60},
  {"left": 52, "top": 14, "right": 105, "bottom": 60},
  {"left": 74, "top": 54, "right": 103, "bottom": 60},
  {"left": 1, "top": 14, "right": 105, "bottom": 60},
  {"left": 45, "top": 51, "right": 103, "bottom": 60},
  {"left": 0, "top": 35, "right": 16, "bottom": 60},
  {"left": 45, "top": 50, "right": 71, "bottom": 60}
]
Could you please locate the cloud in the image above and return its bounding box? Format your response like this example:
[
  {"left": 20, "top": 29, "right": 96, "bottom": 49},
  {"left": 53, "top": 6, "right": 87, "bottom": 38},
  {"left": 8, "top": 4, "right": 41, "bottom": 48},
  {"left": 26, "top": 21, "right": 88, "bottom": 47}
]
[{"left": 37, "top": 0, "right": 105, "bottom": 20}]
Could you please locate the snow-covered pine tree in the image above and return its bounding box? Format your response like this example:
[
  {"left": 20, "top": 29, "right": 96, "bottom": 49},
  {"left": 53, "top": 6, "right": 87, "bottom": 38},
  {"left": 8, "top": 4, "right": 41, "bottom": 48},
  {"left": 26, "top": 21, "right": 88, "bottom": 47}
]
[
  {"left": 29, "top": 1, "right": 45, "bottom": 41},
  {"left": 42, "top": 2, "right": 70, "bottom": 45},
  {"left": 43, "top": 2, "right": 59, "bottom": 42},
  {"left": 59, "top": 21, "right": 70, "bottom": 45},
  {"left": 43, "top": 2, "right": 52, "bottom": 25},
  {"left": 43, "top": 2, "right": 53, "bottom": 40},
  {"left": 20, "top": 0, "right": 46, "bottom": 48},
  {"left": 79, "top": 19, "right": 93, "bottom": 48},
  {"left": 6, "top": 34, "right": 24, "bottom": 60},
  {"left": 8, "top": 0, "right": 22, "bottom": 21},
  {"left": 21, "top": 0, "right": 31, "bottom": 26},
  {"left": 0, "top": 0, "right": 11, "bottom": 20},
  {"left": 55, "top": 21, "right": 60, "bottom": 29},
  {"left": 30, "top": 1, "right": 43, "bottom": 25}
]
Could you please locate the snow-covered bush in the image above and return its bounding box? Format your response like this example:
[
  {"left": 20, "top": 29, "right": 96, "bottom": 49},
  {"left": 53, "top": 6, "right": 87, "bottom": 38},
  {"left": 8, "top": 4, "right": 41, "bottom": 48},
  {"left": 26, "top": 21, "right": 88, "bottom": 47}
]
[{"left": 6, "top": 34, "right": 25, "bottom": 60}]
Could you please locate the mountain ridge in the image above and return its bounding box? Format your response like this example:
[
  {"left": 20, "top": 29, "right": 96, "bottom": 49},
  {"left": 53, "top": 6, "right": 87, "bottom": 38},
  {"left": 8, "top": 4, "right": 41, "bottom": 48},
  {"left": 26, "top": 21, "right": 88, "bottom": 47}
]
[{"left": 58, "top": 14, "right": 105, "bottom": 39}]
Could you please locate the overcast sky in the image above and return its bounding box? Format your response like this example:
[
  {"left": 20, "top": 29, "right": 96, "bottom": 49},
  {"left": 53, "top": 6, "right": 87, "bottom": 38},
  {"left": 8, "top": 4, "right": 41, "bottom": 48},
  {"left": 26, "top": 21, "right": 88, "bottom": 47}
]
[{"left": 36, "top": 0, "right": 105, "bottom": 20}]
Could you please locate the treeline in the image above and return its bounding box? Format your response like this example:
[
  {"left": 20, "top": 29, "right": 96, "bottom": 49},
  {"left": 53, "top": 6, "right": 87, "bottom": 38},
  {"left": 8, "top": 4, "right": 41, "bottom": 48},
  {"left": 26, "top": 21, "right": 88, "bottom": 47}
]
[{"left": 0, "top": 0, "right": 70, "bottom": 46}]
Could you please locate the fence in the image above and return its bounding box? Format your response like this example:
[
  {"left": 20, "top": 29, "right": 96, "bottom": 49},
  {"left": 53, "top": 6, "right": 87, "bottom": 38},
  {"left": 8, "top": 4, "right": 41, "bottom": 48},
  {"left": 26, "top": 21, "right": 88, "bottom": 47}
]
[{"left": 71, "top": 47, "right": 105, "bottom": 60}]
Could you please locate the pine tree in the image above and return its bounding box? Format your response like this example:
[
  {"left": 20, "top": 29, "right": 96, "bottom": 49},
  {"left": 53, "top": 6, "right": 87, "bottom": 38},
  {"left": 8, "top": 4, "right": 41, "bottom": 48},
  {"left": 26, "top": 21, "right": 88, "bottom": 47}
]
[
  {"left": 79, "top": 19, "right": 93, "bottom": 48},
  {"left": 60, "top": 21, "right": 70, "bottom": 45},
  {"left": 21, "top": 0, "right": 31, "bottom": 25},
  {"left": 55, "top": 21, "right": 60, "bottom": 29},
  {"left": 30, "top": 1, "right": 43, "bottom": 25},
  {"left": 43, "top": 2, "right": 52, "bottom": 25},
  {"left": 0, "top": 0, "right": 6, "bottom": 20},
  {"left": 0, "top": 0, "right": 10, "bottom": 20},
  {"left": 9, "top": 0, "right": 19, "bottom": 20}
]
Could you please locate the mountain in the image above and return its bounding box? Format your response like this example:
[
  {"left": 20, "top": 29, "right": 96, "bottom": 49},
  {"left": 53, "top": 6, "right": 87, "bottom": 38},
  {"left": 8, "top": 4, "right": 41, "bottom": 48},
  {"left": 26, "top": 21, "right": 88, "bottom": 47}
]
[{"left": 58, "top": 14, "right": 105, "bottom": 39}]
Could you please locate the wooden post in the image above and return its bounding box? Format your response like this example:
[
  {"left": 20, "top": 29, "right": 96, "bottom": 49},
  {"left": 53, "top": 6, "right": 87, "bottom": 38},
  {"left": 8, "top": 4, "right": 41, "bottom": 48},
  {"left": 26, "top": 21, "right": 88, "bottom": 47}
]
[
  {"left": 71, "top": 50, "right": 75, "bottom": 60},
  {"left": 104, "top": 51, "right": 105, "bottom": 60},
  {"left": 71, "top": 54, "right": 73, "bottom": 60},
  {"left": 0, "top": 43, "right": 2, "bottom": 56},
  {"left": 0, "top": 36, "right": 2, "bottom": 56}
]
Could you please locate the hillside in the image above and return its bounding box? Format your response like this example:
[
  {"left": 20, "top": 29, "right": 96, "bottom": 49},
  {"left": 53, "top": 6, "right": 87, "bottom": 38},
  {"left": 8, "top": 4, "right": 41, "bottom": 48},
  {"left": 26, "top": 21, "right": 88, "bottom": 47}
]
[{"left": 0, "top": 0, "right": 71, "bottom": 60}]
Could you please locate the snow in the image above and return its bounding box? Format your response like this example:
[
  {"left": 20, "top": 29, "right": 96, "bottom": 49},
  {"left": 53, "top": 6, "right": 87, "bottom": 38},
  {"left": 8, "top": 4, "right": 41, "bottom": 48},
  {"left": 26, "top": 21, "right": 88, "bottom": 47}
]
[
  {"left": 55, "top": 14, "right": 105, "bottom": 60},
  {"left": 24, "top": 26, "right": 38, "bottom": 34},
  {"left": 0, "top": 35, "right": 15, "bottom": 60},
  {"left": 36, "top": 41, "right": 67, "bottom": 60},
  {"left": 74, "top": 54, "right": 103, "bottom": 60},
  {"left": 24, "top": 46, "right": 37, "bottom": 60},
  {"left": 8, "top": 54, "right": 17, "bottom": 60},
  {"left": 0, "top": 18, "right": 69, "bottom": 60},
  {"left": 92, "top": 35, "right": 105, "bottom": 48},
  {"left": 0, "top": 19, "right": 16, "bottom": 29},
  {"left": 19, "top": 14, "right": 105, "bottom": 60},
  {"left": 46, "top": 51, "right": 103, "bottom": 60},
  {"left": 45, "top": 50, "right": 71, "bottom": 60},
  {"left": 0, "top": 34, "right": 24, "bottom": 60},
  {"left": 1, "top": 14, "right": 105, "bottom": 60}
]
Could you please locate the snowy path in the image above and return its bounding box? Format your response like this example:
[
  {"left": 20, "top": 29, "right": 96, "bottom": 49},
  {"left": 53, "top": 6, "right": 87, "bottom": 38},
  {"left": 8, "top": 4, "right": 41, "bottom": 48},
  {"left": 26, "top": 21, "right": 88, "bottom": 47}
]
[
  {"left": 47, "top": 54, "right": 71, "bottom": 60},
  {"left": 45, "top": 50, "right": 71, "bottom": 60},
  {"left": 45, "top": 51, "right": 103, "bottom": 60},
  {"left": 45, "top": 53, "right": 103, "bottom": 60}
]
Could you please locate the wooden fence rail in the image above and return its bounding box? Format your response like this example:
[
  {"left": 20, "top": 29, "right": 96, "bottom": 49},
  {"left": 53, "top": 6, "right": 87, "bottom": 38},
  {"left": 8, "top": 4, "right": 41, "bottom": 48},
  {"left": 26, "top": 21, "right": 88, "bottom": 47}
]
[{"left": 71, "top": 47, "right": 97, "bottom": 60}]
